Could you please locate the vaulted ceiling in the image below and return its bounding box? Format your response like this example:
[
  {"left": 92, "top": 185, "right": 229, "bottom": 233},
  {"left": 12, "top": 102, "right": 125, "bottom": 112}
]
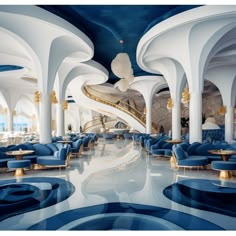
[{"left": 39, "top": 5, "right": 201, "bottom": 84}]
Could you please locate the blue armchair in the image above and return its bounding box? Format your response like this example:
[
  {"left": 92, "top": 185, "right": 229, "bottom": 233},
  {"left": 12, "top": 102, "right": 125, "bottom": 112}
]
[
  {"left": 37, "top": 145, "right": 70, "bottom": 168},
  {"left": 173, "top": 145, "right": 208, "bottom": 169},
  {"left": 71, "top": 139, "right": 83, "bottom": 157}
]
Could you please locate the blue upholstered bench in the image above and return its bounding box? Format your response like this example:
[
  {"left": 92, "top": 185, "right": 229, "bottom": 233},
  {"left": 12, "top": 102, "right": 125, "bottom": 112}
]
[
  {"left": 7, "top": 160, "right": 31, "bottom": 176},
  {"left": 211, "top": 161, "right": 236, "bottom": 179}
]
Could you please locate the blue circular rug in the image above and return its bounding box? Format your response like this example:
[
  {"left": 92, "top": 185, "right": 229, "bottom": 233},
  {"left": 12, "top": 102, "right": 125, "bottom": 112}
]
[
  {"left": 28, "top": 202, "right": 223, "bottom": 230},
  {"left": 0, "top": 177, "right": 75, "bottom": 221},
  {"left": 163, "top": 179, "right": 236, "bottom": 217}
]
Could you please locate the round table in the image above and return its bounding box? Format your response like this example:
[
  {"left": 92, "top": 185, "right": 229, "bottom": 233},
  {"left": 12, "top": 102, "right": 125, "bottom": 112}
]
[
  {"left": 5, "top": 150, "right": 35, "bottom": 160},
  {"left": 57, "top": 140, "right": 73, "bottom": 144},
  {"left": 208, "top": 150, "right": 236, "bottom": 161},
  {"left": 5, "top": 150, "right": 35, "bottom": 176},
  {"left": 165, "top": 139, "right": 183, "bottom": 145}
]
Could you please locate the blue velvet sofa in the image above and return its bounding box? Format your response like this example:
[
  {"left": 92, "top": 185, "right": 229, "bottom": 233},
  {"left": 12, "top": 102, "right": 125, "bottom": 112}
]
[
  {"left": 177, "top": 142, "right": 232, "bottom": 163},
  {"left": 0, "top": 142, "right": 71, "bottom": 171},
  {"left": 150, "top": 137, "right": 172, "bottom": 158},
  {"left": 37, "top": 144, "right": 70, "bottom": 168},
  {"left": 172, "top": 141, "right": 236, "bottom": 169},
  {"left": 173, "top": 145, "right": 209, "bottom": 168}
]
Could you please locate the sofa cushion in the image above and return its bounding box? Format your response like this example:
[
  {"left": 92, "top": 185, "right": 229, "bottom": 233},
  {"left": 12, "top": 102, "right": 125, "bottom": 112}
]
[
  {"left": 23, "top": 143, "right": 35, "bottom": 151},
  {"left": 186, "top": 142, "right": 201, "bottom": 155},
  {"left": 58, "top": 147, "right": 67, "bottom": 160},
  {"left": 178, "top": 156, "right": 208, "bottom": 167},
  {"left": 37, "top": 156, "right": 66, "bottom": 166},
  {"left": 0, "top": 152, "right": 9, "bottom": 159},
  {"left": 0, "top": 147, "right": 8, "bottom": 152},
  {"left": 8, "top": 144, "right": 28, "bottom": 151},
  {"left": 178, "top": 142, "right": 190, "bottom": 151},
  {"left": 195, "top": 143, "right": 214, "bottom": 156},
  {"left": 33, "top": 144, "right": 53, "bottom": 156},
  {"left": 174, "top": 146, "right": 188, "bottom": 160},
  {"left": 54, "top": 151, "right": 59, "bottom": 158},
  {"left": 47, "top": 143, "right": 59, "bottom": 153}
]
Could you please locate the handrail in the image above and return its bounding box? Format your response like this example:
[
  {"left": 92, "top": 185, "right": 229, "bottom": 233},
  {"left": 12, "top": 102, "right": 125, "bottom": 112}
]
[
  {"left": 83, "top": 117, "right": 104, "bottom": 130},
  {"left": 83, "top": 86, "right": 158, "bottom": 132},
  {"left": 83, "top": 119, "right": 118, "bottom": 132}
]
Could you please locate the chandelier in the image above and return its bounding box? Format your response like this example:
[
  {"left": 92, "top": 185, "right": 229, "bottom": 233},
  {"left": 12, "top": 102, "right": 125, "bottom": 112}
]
[
  {"left": 181, "top": 87, "right": 190, "bottom": 107},
  {"left": 167, "top": 98, "right": 173, "bottom": 111},
  {"left": 111, "top": 40, "right": 134, "bottom": 92}
]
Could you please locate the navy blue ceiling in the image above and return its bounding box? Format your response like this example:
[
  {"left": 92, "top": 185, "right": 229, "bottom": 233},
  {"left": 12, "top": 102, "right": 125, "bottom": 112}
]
[
  {"left": 0, "top": 65, "right": 23, "bottom": 72},
  {"left": 39, "top": 5, "right": 201, "bottom": 84}
]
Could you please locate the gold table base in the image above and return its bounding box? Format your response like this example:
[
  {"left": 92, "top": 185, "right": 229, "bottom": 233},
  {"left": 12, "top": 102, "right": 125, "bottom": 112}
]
[{"left": 219, "top": 170, "right": 232, "bottom": 179}]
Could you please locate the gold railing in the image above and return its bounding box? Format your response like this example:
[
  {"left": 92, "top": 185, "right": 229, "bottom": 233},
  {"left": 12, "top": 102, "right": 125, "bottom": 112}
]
[
  {"left": 83, "top": 118, "right": 118, "bottom": 132},
  {"left": 83, "top": 117, "right": 103, "bottom": 131},
  {"left": 84, "top": 86, "right": 158, "bottom": 132}
]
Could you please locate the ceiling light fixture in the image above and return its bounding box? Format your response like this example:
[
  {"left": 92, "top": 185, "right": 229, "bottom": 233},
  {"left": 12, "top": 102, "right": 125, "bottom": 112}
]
[{"left": 111, "top": 40, "right": 134, "bottom": 92}]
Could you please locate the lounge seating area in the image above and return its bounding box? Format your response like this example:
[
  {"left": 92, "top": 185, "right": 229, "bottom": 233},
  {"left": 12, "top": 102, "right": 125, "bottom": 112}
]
[
  {"left": 0, "top": 133, "right": 98, "bottom": 176},
  {"left": 132, "top": 133, "right": 236, "bottom": 180}
]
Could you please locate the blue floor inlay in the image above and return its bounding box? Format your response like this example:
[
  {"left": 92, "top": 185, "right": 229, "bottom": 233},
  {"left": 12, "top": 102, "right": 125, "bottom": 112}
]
[
  {"left": 0, "top": 177, "right": 75, "bottom": 221},
  {"left": 28, "top": 202, "right": 223, "bottom": 230},
  {"left": 163, "top": 179, "right": 236, "bottom": 217}
]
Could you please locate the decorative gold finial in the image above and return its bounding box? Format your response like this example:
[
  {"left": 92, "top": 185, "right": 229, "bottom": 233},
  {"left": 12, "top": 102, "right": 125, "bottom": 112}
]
[
  {"left": 63, "top": 100, "right": 68, "bottom": 110},
  {"left": 51, "top": 90, "right": 58, "bottom": 104},
  {"left": 181, "top": 87, "right": 190, "bottom": 104},
  {"left": 217, "top": 105, "right": 226, "bottom": 115},
  {"left": 167, "top": 98, "right": 173, "bottom": 110},
  {"left": 34, "top": 90, "right": 41, "bottom": 103}
]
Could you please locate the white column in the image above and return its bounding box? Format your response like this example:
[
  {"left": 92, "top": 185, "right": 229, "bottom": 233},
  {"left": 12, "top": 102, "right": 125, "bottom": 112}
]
[
  {"left": 145, "top": 97, "right": 152, "bottom": 134},
  {"left": 56, "top": 103, "right": 65, "bottom": 137},
  {"left": 189, "top": 91, "right": 202, "bottom": 143},
  {"left": 39, "top": 92, "right": 52, "bottom": 143},
  {"left": 172, "top": 99, "right": 181, "bottom": 139},
  {"left": 8, "top": 110, "right": 14, "bottom": 133},
  {"left": 225, "top": 105, "right": 234, "bottom": 144},
  {"left": 36, "top": 105, "right": 40, "bottom": 133}
]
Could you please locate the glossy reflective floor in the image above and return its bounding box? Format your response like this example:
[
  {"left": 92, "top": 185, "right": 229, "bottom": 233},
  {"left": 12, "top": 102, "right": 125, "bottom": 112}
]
[{"left": 0, "top": 138, "right": 236, "bottom": 230}]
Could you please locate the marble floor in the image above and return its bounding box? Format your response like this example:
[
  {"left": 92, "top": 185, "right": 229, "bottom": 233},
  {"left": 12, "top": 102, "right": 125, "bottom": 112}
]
[{"left": 0, "top": 138, "right": 236, "bottom": 230}]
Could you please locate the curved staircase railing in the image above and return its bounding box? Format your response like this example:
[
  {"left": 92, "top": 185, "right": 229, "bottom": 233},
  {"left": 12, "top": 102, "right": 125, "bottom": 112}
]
[
  {"left": 83, "top": 86, "right": 158, "bottom": 132},
  {"left": 83, "top": 117, "right": 118, "bottom": 133}
]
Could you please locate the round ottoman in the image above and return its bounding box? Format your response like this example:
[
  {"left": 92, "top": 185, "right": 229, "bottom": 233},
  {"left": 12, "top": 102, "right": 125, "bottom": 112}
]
[
  {"left": 211, "top": 161, "right": 236, "bottom": 179},
  {"left": 7, "top": 160, "right": 31, "bottom": 177}
]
